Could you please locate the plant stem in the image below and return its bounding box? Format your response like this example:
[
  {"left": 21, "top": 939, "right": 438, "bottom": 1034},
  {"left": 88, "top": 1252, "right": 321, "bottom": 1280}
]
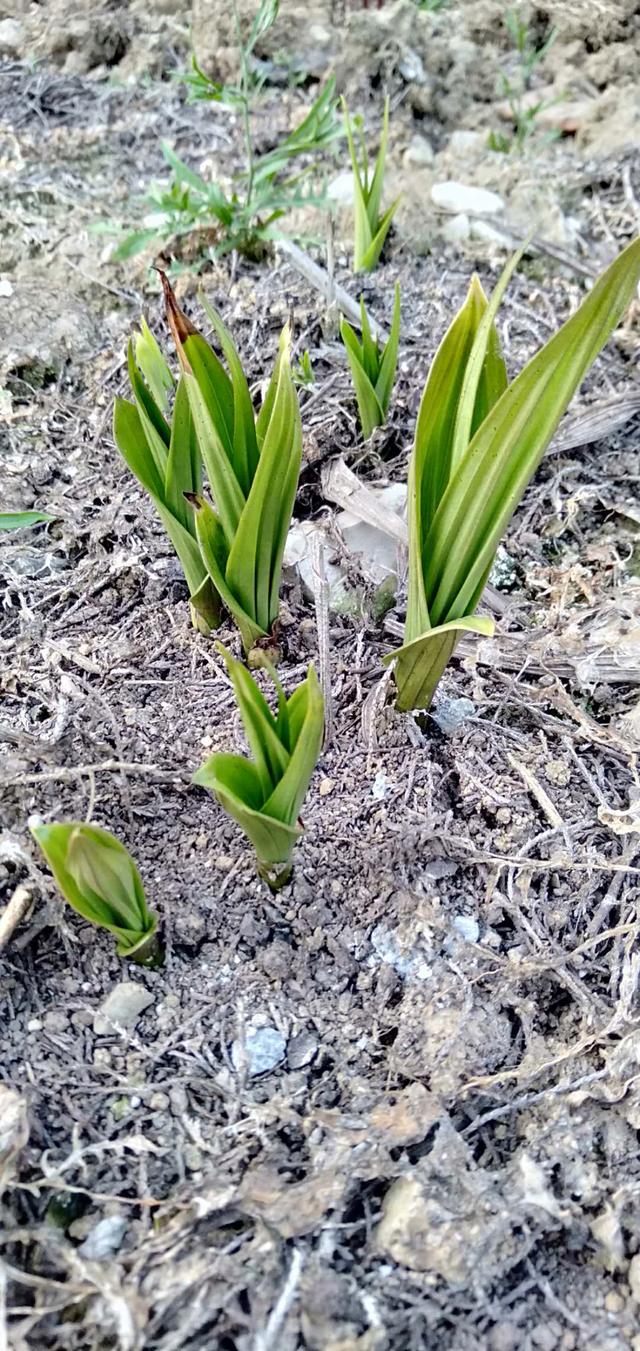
[{"left": 231, "top": 0, "right": 255, "bottom": 215}]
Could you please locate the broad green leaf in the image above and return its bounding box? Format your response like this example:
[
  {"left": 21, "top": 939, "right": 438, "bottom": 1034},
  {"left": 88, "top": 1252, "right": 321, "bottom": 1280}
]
[
  {"left": 200, "top": 296, "right": 259, "bottom": 495},
  {"left": 385, "top": 615, "right": 494, "bottom": 713},
  {"left": 183, "top": 368, "right": 245, "bottom": 546},
  {"left": 0, "top": 511, "right": 52, "bottom": 530},
  {"left": 426, "top": 235, "right": 640, "bottom": 625},
  {"left": 341, "top": 319, "right": 383, "bottom": 439},
  {"left": 31, "top": 822, "right": 157, "bottom": 959},
  {"left": 127, "top": 342, "right": 170, "bottom": 481},
  {"left": 357, "top": 196, "right": 400, "bottom": 273},
  {"left": 114, "top": 397, "right": 165, "bottom": 501},
  {"left": 216, "top": 644, "right": 289, "bottom": 796},
  {"left": 366, "top": 95, "right": 390, "bottom": 231},
  {"left": 375, "top": 282, "right": 401, "bottom": 416},
  {"left": 225, "top": 328, "right": 301, "bottom": 632},
  {"left": 359, "top": 297, "right": 378, "bottom": 383},
  {"left": 449, "top": 256, "right": 519, "bottom": 475},
  {"left": 135, "top": 318, "right": 174, "bottom": 413},
  {"left": 199, "top": 769, "right": 301, "bottom": 866},
  {"left": 263, "top": 666, "right": 324, "bottom": 825},
  {"left": 164, "top": 375, "right": 201, "bottom": 526},
  {"left": 191, "top": 494, "right": 266, "bottom": 651},
  {"left": 194, "top": 752, "right": 265, "bottom": 811}
]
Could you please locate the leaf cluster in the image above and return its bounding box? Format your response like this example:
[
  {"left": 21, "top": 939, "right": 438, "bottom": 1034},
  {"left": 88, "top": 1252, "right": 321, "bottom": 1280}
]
[
  {"left": 31, "top": 823, "right": 159, "bottom": 963},
  {"left": 385, "top": 236, "right": 640, "bottom": 711},
  {"left": 340, "top": 284, "right": 400, "bottom": 438},
  {"left": 342, "top": 95, "right": 400, "bottom": 273},
  {"left": 194, "top": 646, "right": 324, "bottom": 885}
]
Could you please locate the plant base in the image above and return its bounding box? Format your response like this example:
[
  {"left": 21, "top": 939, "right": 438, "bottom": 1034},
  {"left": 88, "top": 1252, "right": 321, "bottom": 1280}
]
[
  {"left": 384, "top": 615, "right": 495, "bottom": 712},
  {"left": 257, "top": 859, "right": 293, "bottom": 891},
  {"left": 122, "top": 929, "right": 164, "bottom": 967}
]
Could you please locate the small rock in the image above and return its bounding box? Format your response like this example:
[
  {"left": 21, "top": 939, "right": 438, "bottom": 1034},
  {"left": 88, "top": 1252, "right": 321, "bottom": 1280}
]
[
  {"left": 78, "top": 1215, "right": 127, "bottom": 1261},
  {"left": 287, "top": 1031, "right": 318, "bottom": 1069},
  {"left": 489, "top": 544, "right": 519, "bottom": 591},
  {"left": 370, "top": 924, "right": 430, "bottom": 981},
  {"left": 604, "top": 1291, "right": 624, "bottom": 1314},
  {"left": 319, "top": 778, "right": 335, "bottom": 797},
  {"left": 452, "top": 915, "right": 480, "bottom": 944},
  {"left": 430, "top": 696, "right": 475, "bottom": 735},
  {"left": 449, "top": 129, "right": 485, "bottom": 156},
  {"left": 403, "top": 134, "right": 434, "bottom": 168},
  {"left": 442, "top": 212, "right": 470, "bottom": 245},
  {"left": 328, "top": 170, "right": 355, "bottom": 206},
  {"left": 489, "top": 1325, "right": 521, "bottom": 1351},
  {"left": 431, "top": 181, "right": 504, "bottom": 216},
  {"left": 0, "top": 19, "right": 25, "bottom": 57},
  {"left": 470, "top": 218, "right": 507, "bottom": 246},
  {"left": 232, "top": 1026, "right": 286, "bottom": 1076},
  {"left": 629, "top": 1253, "right": 640, "bottom": 1302},
  {"left": 93, "top": 982, "right": 153, "bottom": 1036},
  {"left": 398, "top": 49, "right": 427, "bottom": 85}
]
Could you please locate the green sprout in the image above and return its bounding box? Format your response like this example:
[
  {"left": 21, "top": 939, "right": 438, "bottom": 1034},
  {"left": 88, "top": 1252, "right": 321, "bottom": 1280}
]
[
  {"left": 193, "top": 645, "right": 324, "bottom": 888},
  {"left": 293, "top": 349, "right": 315, "bottom": 387},
  {"left": 31, "top": 822, "right": 160, "bottom": 964},
  {"left": 384, "top": 236, "right": 640, "bottom": 711},
  {"left": 342, "top": 95, "right": 400, "bottom": 273},
  {"left": 157, "top": 277, "right": 302, "bottom": 661},
  {"left": 340, "top": 283, "right": 400, "bottom": 438},
  {"left": 113, "top": 310, "right": 221, "bottom": 635}
]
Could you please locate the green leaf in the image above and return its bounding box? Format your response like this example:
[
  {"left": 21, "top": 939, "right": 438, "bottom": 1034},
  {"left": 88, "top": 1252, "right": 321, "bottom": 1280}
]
[
  {"left": 164, "top": 375, "right": 201, "bottom": 527},
  {"left": 190, "top": 493, "right": 267, "bottom": 651},
  {"left": 31, "top": 822, "right": 157, "bottom": 960},
  {"left": 356, "top": 195, "right": 400, "bottom": 273},
  {"left": 384, "top": 615, "right": 494, "bottom": 713},
  {"left": 195, "top": 759, "right": 301, "bottom": 867},
  {"left": 216, "top": 643, "right": 290, "bottom": 796},
  {"left": 341, "top": 318, "right": 383, "bottom": 439},
  {"left": 134, "top": 318, "right": 174, "bottom": 414},
  {"left": 263, "top": 665, "right": 324, "bottom": 825},
  {"left": 200, "top": 296, "right": 259, "bottom": 495},
  {"left": 0, "top": 511, "right": 53, "bottom": 530},
  {"left": 426, "top": 235, "right": 640, "bottom": 625},
  {"left": 375, "top": 282, "right": 401, "bottom": 416}
]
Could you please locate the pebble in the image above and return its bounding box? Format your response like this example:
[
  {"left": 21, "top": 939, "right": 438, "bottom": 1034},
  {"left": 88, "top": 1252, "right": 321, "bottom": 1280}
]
[
  {"left": 628, "top": 1253, "right": 640, "bottom": 1302},
  {"left": 287, "top": 1031, "right": 318, "bottom": 1069},
  {"left": 430, "top": 696, "right": 476, "bottom": 735},
  {"left": 452, "top": 915, "right": 480, "bottom": 943},
  {"left": 604, "top": 1291, "right": 625, "bottom": 1313},
  {"left": 78, "top": 1215, "right": 127, "bottom": 1261},
  {"left": 403, "top": 134, "right": 434, "bottom": 168},
  {"left": 449, "top": 129, "right": 485, "bottom": 156},
  {"left": 470, "top": 217, "right": 507, "bottom": 246},
  {"left": 232, "top": 1025, "right": 286, "bottom": 1076},
  {"left": 0, "top": 19, "right": 25, "bottom": 56},
  {"left": 431, "top": 181, "right": 505, "bottom": 216},
  {"left": 93, "top": 982, "right": 153, "bottom": 1036},
  {"left": 442, "top": 212, "right": 470, "bottom": 244},
  {"left": 149, "top": 1092, "right": 170, "bottom": 1111},
  {"left": 489, "top": 1326, "right": 520, "bottom": 1351}
]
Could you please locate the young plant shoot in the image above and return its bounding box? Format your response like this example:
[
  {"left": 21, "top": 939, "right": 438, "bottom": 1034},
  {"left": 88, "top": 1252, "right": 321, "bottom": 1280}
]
[
  {"left": 0, "top": 512, "right": 53, "bottom": 530},
  {"left": 114, "top": 316, "right": 221, "bottom": 635},
  {"left": 385, "top": 236, "right": 640, "bottom": 712},
  {"left": 341, "top": 284, "right": 400, "bottom": 438},
  {"left": 160, "top": 274, "right": 302, "bottom": 661},
  {"left": 343, "top": 95, "right": 400, "bottom": 273},
  {"left": 31, "top": 822, "right": 159, "bottom": 964},
  {"left": 194, "top": 645, "right": 324, "bottom": 888}
]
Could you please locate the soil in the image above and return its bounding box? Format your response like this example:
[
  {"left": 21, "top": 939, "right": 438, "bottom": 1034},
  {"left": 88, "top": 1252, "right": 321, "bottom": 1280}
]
[{"left": 2, "top": 3, "right": 640, "bottom": 1349}]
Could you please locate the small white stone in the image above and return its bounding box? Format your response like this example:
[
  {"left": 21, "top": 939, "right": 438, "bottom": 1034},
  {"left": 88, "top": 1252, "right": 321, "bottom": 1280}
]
[
  {"left": 470, "top": 218, "right": 507, "bottom": 246},
  {"left": 431, "top": 181, "right": 504, "bottom": 216},
  {"left": 431, "top": 696, "right": 476, "bottom": 735},
  {"left": 232, "top": 1026, "right": 286, "bottom": 1076},
  {"left": 0, "top": 19, "right": 25, "bottom": 57},
  {"left": 403, "top": 134, "right": 434, "bottom": 168},
  {"left": 78, "top": 1215, "right": 127, "bottom": 1261},
  {"left": 93, "top": 983, "right": 153, "bottom": 1036},
  {"left": 0, "top": 277, "right": 14, "bottom": 298},
  {"left": 442, "top": 212, "right": 470, "bottom": 244},
  {"left": 452, "top": 915, "right": 480, "bottom": 944}
]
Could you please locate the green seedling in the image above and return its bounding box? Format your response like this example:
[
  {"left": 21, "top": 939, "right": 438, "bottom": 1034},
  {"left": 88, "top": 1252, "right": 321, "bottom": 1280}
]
[
  {"left": 342, "top": 95, "right": 400, "bottom": 273},
  {"left": 293, "top": 349, "right": 315, "bottom": 387},
  {"left": 0, "top": 511, "right": 53, "bottom": 530},
  {"left": 384, "top": 236, "right": 640, "bottom": 711},
  {"left": 340, "top": 283, "right": 400, "bottom": 438},
  {"left": 488, "top": 9, "right": 558, "bottom": 153},
  {"left": 112, "top": 0, "right": 340, "bottom": 265},
  {"left": 194, "top": 645, "right": 324, "bottom": 887},
  {"left": 114, "top": 313, "right": 221, "bottom": 634},
  {"left": 159, "top": 276, "right": 302, "bottom": 660},
  {"left": 31, "top": 822, "right": 160, "bottom": 964}
]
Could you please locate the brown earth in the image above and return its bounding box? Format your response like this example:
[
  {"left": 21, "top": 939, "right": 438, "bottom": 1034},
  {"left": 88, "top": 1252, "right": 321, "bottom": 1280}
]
[{"left": 2, "top": 2, "right": 640, "bottom": 1349}]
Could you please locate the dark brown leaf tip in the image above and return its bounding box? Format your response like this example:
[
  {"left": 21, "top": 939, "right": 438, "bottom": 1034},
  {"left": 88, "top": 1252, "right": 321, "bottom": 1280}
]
[{"left": 157, "top": 270, "right": 198, "bottom": 368}]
